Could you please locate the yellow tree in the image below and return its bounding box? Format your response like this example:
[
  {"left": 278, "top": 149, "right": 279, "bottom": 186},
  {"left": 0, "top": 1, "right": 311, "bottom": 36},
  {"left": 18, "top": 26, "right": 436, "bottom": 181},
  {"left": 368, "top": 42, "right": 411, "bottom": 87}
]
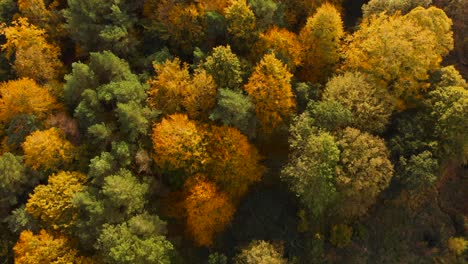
[
  {"left": 406, "top": 6, "right": 454, "bottom": 57},
  {"left": 244, "top": 53, "right": 296, "bottom": 134},
  {"left": 299, "top": 3, "right": 344, "bottom": 83},
  {"left": 26, "top": 171, "right": 86, "bottom": 230},
  {"left": 22, "top": 127, "right": 75, "bottom": 171},
  {"left": 148, "top": 58, "right": 191, "bottom": 115},
  {"left": 148, "top": 59, "right": 218, "bottom": 119},
  {"left": 205, "top": 125, "right": 265, "bottom": 201},
  {"left": 0, "top": 18, "right": 63, "bottom": 83},
  {"left": 343, "top": 13, "right": 444, "bottom": 99},
  {"left": 254, "top": 26, "right": 303, "bottom": 71},
  {"left": 183, "top": 176, "right": 235, "bottom": 247},
  {"left": 0, "top": 78, "right": 58, "bottom": 124},
  {"left": 14, "top": 230, "right": 93, "bottom": 263},
  {"left": 182, "top": 69, "right": 217, "bottom": 120},
  {"left": 151, "top": 114, "right": 208, "bottom": 173}
]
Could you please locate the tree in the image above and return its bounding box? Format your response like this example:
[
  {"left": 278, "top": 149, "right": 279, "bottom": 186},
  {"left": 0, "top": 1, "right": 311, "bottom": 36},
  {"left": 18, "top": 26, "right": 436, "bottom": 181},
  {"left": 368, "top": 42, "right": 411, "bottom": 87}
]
[
  {"left": 0, "top": 18, "right": 63, "bottom": 83},
  {"left": 14, "top": 229, "right": 92, "bottom": 263},
  {"left": 307, "top": 101, "right": 352, "bottom": 132},
  {"left": 96, "top": 213, "right": 174, "bottom": 264},
  {"left": 64, "top": 0, "right": 140, "bottom": 57},
  {"left": 26, "top": 171, "right": 86, "bottom": 230},
  {"left": 335, "top": 127, "right": 394, "bottom": 219},
  {"left": 224, "top": 0, "right": 257, "bottom": 54},
  {"left": 151, "top": 114, "right": 207, "bottom": 173},
  {"left": 0, "top": 78, "right": 58, "bottom": 124},
  {"left": 255, "top": 26, "right": 303, "bottom": 71},
  {"left": 17, "top": 0, "right": 66, "bottom": 41},
  {"left": 248, "top": 0, "right": 278, "bottom": 31},
  {"left": 244, "top": 53, "right": 296, "bottom": 134},
  {"left": 330, "top": 224, "right": 353, "bottom": 248},
  {"left": 205, "top": 125, "right": 265, "bottom": 201},
  {"left": 202, "top": 45, "right": 243, "bottom": 90},
  {"left": 278, "top": 0, "right": 342, "bottom": 29},
  {"left": 406, "top": 7, "right": 453, "bottom": 57},
  {"left": 64, "top": 51, "right": 151, "bottom": 148},
  {"left": 429, "top": 85, "right": 468, "bottom": 161},
  {"left": 183, "top": 176, "right": 235, "bottom": 247},
  {"left": 0, "top": 153, "right": 27, "bottom": 210},
  {"left": 299, "top": 3, "right": 344, "bottom": 83},
  {"left": 209, "top": 88, "right": 256, "bottom": 138},
  {"left": 342, "top": 13, "right": 444, "bottom": 98},
  {"left": 447, "top": 237, "right": 468, "bottom": 256},
  {"left": 282, "top": 129, "right": 340, "bottom": 219},
  {"left": 234, "top": 240, "right": 286, "bottom": 264},
  {"left": 148, "top": 58, "right": 217, "bottom": 119},
  {"left": 183, "top": 69, "right": 218, "bottom": 120},
  {"left": 101, "top": 169, "right": 149, "bottom": 216},
  {"left": 398, "top": 151, "right": 438, "bottom": 190},
  {"left": 362, "top": 0, "right": 432, "bottom": 18},
  {"left": 431, "top": 65, "right": 467, "bottom": 89},
  {"left": 323, "top": 72, "right": 393, "bottom": 133},
  {"left": 146, "top": 1, "right": 207, "bottom": 55},
  {"left": 22, "top": 128, "right": 76, "bottom": 171}
]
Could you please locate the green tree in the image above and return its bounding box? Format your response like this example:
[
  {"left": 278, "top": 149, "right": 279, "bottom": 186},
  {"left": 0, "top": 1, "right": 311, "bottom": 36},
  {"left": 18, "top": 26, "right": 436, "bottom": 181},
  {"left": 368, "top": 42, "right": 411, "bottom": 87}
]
[
  {"left": 398, "top": 151, "right": 438, "bottom": 190},
  {"left": 64, "top": 51, "right": 152, "bottom": 150},
  {"left": 73, "top": 169, "right": 150, "bottom": 248},
  {"left": 299, "top": 3, "right": 344, "bottom": 83},
  {"left": 96, "top": 213, "right": 174, "bottom": 264},
  {"left": 248, "top": 0, "right": 278, "bottom": 31},
  {"left": 323, "top": 72, "right": 393, "bottom": 133},
  {"left": 0, "top": 153, "right": 28, "bottom": 210},
  {"left": 64, "top": 0, "right": 140, "bottom": 57},
  {"left": 307, "top": 101, "right": 352, "bottom": 132},
  {"left": 282, "top": 127, "right": 340, "bottom": 218},
  {"left": 202, "top": 45, "right": 243, "bottom": 90},
  {"left": 234, "top": 240, "right": 286, "bottom": 264},
  {"left": 101, "top": 169, "right": 149, "bottom": 217},
  {"left": 429, "top": 85, "right": 468, "bottom": 161},
  {"left": 209, "top": 88, "right": 256, "bottom": 138}
]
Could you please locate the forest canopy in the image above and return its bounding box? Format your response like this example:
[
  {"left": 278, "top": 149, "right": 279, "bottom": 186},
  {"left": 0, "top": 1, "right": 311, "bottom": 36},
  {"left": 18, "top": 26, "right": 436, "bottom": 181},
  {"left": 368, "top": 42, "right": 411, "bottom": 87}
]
[{"left": 0, "top": 0, "right": 467, "bottom": 263}]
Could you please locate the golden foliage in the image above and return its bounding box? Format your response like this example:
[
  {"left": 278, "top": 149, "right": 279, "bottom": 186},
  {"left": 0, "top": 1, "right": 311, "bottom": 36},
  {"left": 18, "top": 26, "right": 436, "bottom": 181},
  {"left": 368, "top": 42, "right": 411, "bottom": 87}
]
[
  {"left": 26, "top": 171, "right": 86, "bottom": 230},
  {"left": 244, "top": 53, "right": 296, "bottom": 134},
  {"left": 183, "top": 176, "right": 235, "bottom": 247},
  {"left": 22, "top": 127, "right": 75, "bottom": 171},
  {"left": 14, "top": 230, "right": 93, "bottom": 264},
  {"left": 299, "top": 3, "right": 344, "bottom": 83},
  {"left": 151, "top": 114, "right": 208, "bottom": 172},
  {"left": 0, "top": 78, "right": 58, "bottom": 124},
  {"left": 148, "top": 58, "right": 191, "bottom": 114},
  {"left": 255, "top": 26, "right": 303, "bottom": 71},
  {"left": 343, "top": 13, "right": 442, "bottom": 98},
  {"left": 0, "top": 18, "right": 63, "bottom": 83},
  {"left": 183, "top": 69, "right": 217, "bottom": 120},
  {"left": 148, "top": 59, "right": 217, "bottom": 119}
]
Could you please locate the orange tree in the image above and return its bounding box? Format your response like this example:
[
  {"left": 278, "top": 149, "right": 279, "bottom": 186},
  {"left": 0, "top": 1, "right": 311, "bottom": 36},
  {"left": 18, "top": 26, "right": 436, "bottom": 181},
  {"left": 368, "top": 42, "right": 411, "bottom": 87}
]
[{"left": 244, "top": 53, "right": 296, "bottom": 134}]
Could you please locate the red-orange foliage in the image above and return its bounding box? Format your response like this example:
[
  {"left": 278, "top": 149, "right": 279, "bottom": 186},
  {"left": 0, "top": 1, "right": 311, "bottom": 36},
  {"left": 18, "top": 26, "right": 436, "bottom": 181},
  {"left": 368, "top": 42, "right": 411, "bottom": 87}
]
[{"left": 183, "top": 176, "right": 235, "bottom": 247}]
